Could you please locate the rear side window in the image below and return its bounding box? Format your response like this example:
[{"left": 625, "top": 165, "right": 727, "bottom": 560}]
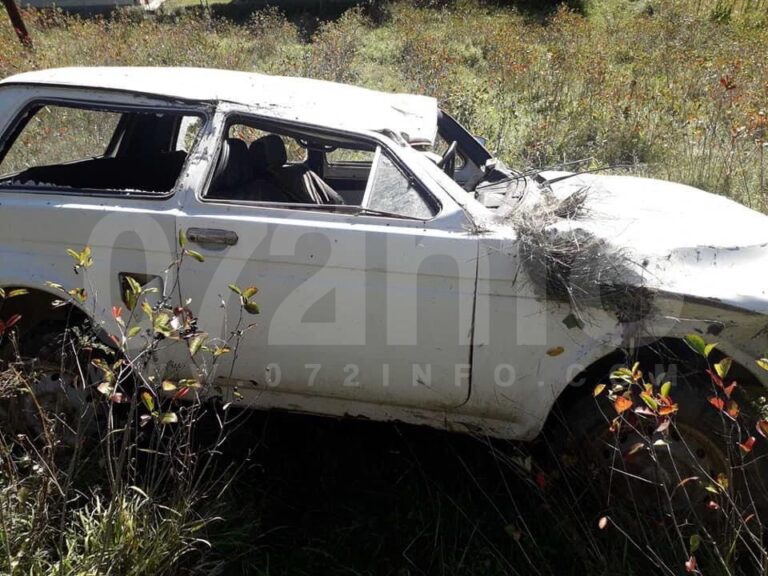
[
  {"left": 0, "top": 102, "right": 204, "bottom": 195},
  {"left": 1, "top": 105, "right": 120, "bottom": 176}
]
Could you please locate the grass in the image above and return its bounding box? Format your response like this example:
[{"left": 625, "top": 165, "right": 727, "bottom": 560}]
[
  {"left": 159, "top": 0, "right": 230, "bottom": 13},
  {"left": 0, "top": 0, "right": 766, "bottom": 208},
  {"left": 2, "top": 1, "right": 768, "bottom": 574}
]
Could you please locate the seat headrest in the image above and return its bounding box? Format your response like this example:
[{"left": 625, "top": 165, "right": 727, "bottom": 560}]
[
  {"left": 248, "top": 137, "right": 270, "bottom": 178},
  {"left": 212, "top": 138, "right": 249, "bottom": 191},
  {"left": 250, "top": 134, "right": 288, "bottom": 173}
]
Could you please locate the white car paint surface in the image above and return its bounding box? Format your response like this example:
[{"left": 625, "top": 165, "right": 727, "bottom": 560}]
[{"left": 0, "top": 67, "right": 766, "bottom": 441}]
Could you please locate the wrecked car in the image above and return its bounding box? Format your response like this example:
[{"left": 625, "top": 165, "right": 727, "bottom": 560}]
[{"left": 1, "top": 67, "right": 768, "bottom": 485}]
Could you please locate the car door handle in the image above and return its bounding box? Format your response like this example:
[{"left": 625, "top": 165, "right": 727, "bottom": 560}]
[{"left": 186, "top": 228, "right": 238, "bottom": 246}]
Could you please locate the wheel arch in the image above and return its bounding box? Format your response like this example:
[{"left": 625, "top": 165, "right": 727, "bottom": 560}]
[
  {"left": 543, "top": 337, "right": 767, "bottom": 433},
  {"left": 0, "top": 284, "right": 92, "bottom": 339}
]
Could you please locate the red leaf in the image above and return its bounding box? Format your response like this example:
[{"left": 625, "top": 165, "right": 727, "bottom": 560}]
[
  {"left": 598, "top": 516, "right": 609, "bottom": 530},
  {"left": 739, "top": 437, "right": 756, "bottom": 454},
  {"left": 5, "top": 314, "right": 21, "bottom": 329},
  {"left": 726, "top": 400, "right": 740, "bottom": 419},
  {"left": 685, "top": 555, "right": 698, "bottom": 573},
  {"left": 614, "top": 396, "right": 633, "bottom": 414},
  {"left": 658, "top": 404, "right": 678, "bottom": 416},
  {"left": 720, "top": 75, "right": 736, "bottom": 90},
  {"left": 758, "top": 420, "right": 768, "bottom": 438},
  {"left": 112, "top": 306, "right": 123, "bottom": 320},
  {"left": 173, "top": 386, "right": 191, "bottom": 401},
  {"left": 723, "top": 382, "right": 737, "bottom": 398},
  {"left": 706, "top": 369, "right": 724, "bottom": 389},
  {"left": 709, "top": 397, "right": 725, "bottom": 411},
  {"left": 534, "top": 472, "right": 547, "bottom": 490},
  {"left": 707, "top": 500, "right": 720, "bottom": 511}
]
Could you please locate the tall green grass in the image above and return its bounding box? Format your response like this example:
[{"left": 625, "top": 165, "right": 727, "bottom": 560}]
[{"left": 3, "top": 0, "right": 766, "bottom": 207}]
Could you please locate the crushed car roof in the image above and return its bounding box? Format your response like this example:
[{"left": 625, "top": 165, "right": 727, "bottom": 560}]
[{"left": 0, "top": 66, "right": 439, "bottom": 144}]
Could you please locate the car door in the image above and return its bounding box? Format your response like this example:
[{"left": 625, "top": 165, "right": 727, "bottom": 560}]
[
  {"left": 0, "top": 88, "right": 208, "bottom": 352},
  {"left": 177, "top": 114, "right": 478, "bottom": 411}
]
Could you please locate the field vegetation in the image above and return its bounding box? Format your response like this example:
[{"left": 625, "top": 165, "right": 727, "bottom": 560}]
[
  {"left": 2, "top": 1, "right": 768, "bottom": 575},
  {"left": 2, "top": 0, "right": 768, "bottom": 207}
]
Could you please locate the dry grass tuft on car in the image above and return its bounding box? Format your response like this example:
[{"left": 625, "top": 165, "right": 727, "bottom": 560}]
[{"left": 503, "top": 186, "right": 654, "bottom": 325}]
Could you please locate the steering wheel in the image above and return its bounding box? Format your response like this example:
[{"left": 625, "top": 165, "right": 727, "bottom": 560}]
[{"left": 436, "top": 140, "right": 458, "bottom": 178}]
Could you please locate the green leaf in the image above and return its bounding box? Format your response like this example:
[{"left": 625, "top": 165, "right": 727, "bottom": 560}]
[
  {"left": 757, "top": 359, "right": 768, "bottom": 372},
  {"left": 610, "top": 367, "right": 634, "bottom": 383},
  {"left": 125, "top": 275, "right": 142, "bottom": 295},
  {"left": 6, "top": 289, "right": 28, "bottom": 299},
  {"left": 179, "top": 378, "right": 202, "bottom": 389},
  {"left": 189, "top": 334, "right": 206, "bottom": 357},
  {"left": 593, "top": 383, "right": 606, "bottom": 397},
  {"left": 640, "top": 391, "right": 659, "bottom": 411},
  {"left": 125, "top": 290, "right": 138, "bottom": 312},
  {"left": 81, "top": 246, "right": 93, "bottom": 268},
  {"left": 684, "top": 334, "right": 708, "bottom": 357},
  {"left": 244, "top": 301, "right": 260, "bottom": 315},
  {"left": 68, "top": 287, "right": 87, "bottom": 303},
  {"left": 140, "top": 391, "right": 155, "bottom": 413},
  {"left": 178, "top": 228, "right": 188, "bottom": 248},
  {"left": 153, "top": 313, "right": 173, "bottom": 337},
  {"left": 184, "top": 249, "right": 205, "bottom": 263},
  {"left": 213, "top": 345, "right": 231, "bottom": 357},
  {"left": 660, "top": 381, "right": 672, "bottom": 399},
  {"left": 242, "top": 286, "right": 259, "bottom": 299},
  {"left": 689, "top": 534, "right": 701, "bottom": 554},
  {"left": 162, "top": 380, "right": 177, "bottom": 392},
  {"left": 67, "top": 246, "right": 93, "bottom": 269},
  {"left": 715, "top": 358, "right": 732, "bottom": 380},
  {"left": 228, "top": 284, "right": 242, "bottom": 296},
  {"left": 96, "top": 382, "right": 113, "bottom": 396},
  {"left": 705, "top": 342, "right": 718, "bottom": 357},
  {"left": 159, "top": 412, "right": 178, "bottom": 425},
  {"left": 0, "top": 287, "right": 4, "bottom": 299},
  {"left": 127, "top": 325, "right": 142, "bottom": 338}
]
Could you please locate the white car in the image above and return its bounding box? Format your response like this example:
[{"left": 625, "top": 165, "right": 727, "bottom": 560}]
[{"left": 0, "top": 67, "right": 767, "bottom": 461}]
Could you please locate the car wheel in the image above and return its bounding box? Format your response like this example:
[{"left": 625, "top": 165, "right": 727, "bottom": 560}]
[
  {"left": 0, "top": 317, "right": 111, "bottom": 447},
  {"left": 548, "top": 356, "right": 768, "bottom": 526}
]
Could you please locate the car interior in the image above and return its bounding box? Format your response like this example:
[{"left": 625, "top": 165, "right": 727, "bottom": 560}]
[
  {"left": 205, "top": 119, "right": 438, "bottom": 219},
  {"left": 0, "top": 103, "right": 202, "bottom": 194},
  {"left": 0, "top": 103, "right": 440, "bottom": 219}
]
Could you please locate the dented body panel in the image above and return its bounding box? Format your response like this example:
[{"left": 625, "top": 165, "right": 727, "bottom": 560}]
[{"left": 0, "top": 67, "right": 767, "bottom": 440}]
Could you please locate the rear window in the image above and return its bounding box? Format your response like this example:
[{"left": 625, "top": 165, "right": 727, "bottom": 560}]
[{"left": 0, "top": 102, "right": 203, "bottom": 194}]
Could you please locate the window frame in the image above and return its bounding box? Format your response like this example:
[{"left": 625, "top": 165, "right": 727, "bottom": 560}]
[
  {"left": 200, "top": 111, "right": 443, "bottom": 221},
  {"left": 0, "top": 96, "right": 210, "bottom": 200}
]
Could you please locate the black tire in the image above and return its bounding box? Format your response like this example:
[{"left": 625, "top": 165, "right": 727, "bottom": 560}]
[{"left": 544, "top": 349, "right": 768, "bottom": 534}]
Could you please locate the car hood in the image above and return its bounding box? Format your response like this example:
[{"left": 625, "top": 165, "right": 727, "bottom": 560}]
[{"left": 524, "top": 172, "right": 768, "bottom": 314}]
